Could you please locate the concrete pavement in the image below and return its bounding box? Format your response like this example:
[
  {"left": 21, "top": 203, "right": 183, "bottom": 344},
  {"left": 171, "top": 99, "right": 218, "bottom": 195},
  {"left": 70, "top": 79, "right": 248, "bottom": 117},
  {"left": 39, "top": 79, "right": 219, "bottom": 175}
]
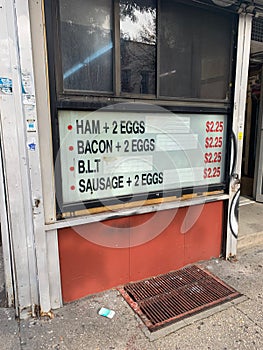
[
  {"left": 238, "top": 197, "right": 263, "bottom": 250},
  {"left": 0, "top": 197, "right": 262, "bottom": 349}
]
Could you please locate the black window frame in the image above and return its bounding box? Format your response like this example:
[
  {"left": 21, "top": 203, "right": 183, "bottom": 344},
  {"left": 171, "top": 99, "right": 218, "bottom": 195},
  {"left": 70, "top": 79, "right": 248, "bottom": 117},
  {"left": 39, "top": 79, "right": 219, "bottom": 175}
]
[{"left": 44, "top": 0, "right": 239, "bottom": 216}]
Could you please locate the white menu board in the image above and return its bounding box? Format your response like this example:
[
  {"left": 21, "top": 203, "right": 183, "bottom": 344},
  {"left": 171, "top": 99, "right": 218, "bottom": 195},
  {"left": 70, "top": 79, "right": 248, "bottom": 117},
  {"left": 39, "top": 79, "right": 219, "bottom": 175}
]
[{"left": 58, "top": 110, "right": 227, "bottom": 205}]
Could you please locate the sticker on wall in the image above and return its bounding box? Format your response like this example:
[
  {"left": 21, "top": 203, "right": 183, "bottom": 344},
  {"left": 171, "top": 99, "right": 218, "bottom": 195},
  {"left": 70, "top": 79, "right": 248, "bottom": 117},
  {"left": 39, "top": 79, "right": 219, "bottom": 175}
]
[
  {"left": 20, "top": 73, "right": 36, "bottom": 106},
  {"left": 27, "top": 139, "right": 36, "bottom": 151},
  {"left": 21, "top": 72, "right": 32, "bottom": 94},
  {"left": 27, "top": 119, "right": 36, "bottom": 132},
  {"left": 0, "top": 77, "right": 12, "bottom": 94}
]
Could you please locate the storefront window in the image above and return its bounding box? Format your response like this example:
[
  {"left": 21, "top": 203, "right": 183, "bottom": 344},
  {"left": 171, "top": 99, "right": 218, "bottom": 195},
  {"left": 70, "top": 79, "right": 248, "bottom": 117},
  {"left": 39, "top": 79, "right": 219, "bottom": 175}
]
[
  {"left": 159, "top": 2, "right": 232, "bottom": 99},
  {"left": 46, "top": 0, "right": 237, "bottom": 213},
  {"left": 120, "top": 0, "right": 156, "bottom": 95},
  {"left": 59, "top": 0, "right": 113, "bottom": 92},
  {"left": 58, "top": 0, "right": 234, "bottom": 100}
]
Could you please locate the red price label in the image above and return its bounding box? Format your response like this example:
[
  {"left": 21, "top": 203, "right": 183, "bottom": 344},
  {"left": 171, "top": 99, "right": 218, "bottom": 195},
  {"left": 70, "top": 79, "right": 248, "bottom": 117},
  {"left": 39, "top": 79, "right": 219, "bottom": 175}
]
[
  {"left": 205, "top": 136, "right": 223, "bottom": 149},
  {"left": 204, "top": 152, "right": 222, "bottom": 163},
  {"left": 203, "top": 167, "right": 221, "bottom": 179},
  {"left": 206, "top": 121, "right": 224, "bottom": 133}
]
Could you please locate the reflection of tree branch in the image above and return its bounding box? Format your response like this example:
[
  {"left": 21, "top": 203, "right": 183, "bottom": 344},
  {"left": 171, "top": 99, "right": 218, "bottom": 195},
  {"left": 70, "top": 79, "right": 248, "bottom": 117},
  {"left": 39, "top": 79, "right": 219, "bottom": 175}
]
[
  {"left": 120, "top": 0, "right": 156, "bottom": 22},
  {"left": 137, "top": 21, "right": 156, "bottom": 44},
  {"left": 120, "top": 13, "right": 156, "bottom": 45}
]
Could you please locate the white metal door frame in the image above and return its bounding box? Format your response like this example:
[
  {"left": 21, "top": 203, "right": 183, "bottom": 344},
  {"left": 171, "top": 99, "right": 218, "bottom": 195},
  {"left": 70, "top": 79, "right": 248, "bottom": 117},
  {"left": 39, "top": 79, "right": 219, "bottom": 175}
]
[{"left": 226, "top": 11, "right": 253, "bottom": 258}]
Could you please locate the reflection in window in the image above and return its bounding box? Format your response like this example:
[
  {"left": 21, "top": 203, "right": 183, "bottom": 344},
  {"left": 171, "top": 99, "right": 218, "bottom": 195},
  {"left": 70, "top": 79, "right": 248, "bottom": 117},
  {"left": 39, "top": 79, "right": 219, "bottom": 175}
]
[
  {"left": 159, "top": 2, "right": 233, "bottom": 99},
  {"left": 59, "top": 0, "right": 113, "bottom": 92},
  {"left": 57, "top": 0, "right": 233, "bottom": 100},
  {"left": 120, "top": 0, "right": 156, "bottom": 95},
  {"left": 122, "top": 69, "right": 131, "bottom": 92},
  {"left": 140, "top": 71, "right": 150, "bottom": 94}
]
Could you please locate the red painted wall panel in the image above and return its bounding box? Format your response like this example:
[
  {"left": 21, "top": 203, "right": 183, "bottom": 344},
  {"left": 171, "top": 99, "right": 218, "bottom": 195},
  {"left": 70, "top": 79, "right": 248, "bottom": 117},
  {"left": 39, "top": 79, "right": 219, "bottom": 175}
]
[{"left": 58, "top": 201, "right": 223, "bottom": 302}]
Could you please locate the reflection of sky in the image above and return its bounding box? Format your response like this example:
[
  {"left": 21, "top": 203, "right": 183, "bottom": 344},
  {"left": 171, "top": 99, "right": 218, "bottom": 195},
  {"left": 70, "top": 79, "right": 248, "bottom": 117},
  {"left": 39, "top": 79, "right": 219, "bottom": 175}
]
[{"left": 120, "top": 9, "right": 156, "bottom": 43}]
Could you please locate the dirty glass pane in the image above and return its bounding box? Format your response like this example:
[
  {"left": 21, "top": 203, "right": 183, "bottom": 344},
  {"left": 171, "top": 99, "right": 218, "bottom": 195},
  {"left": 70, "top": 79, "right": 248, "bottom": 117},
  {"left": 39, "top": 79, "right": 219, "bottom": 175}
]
[
  {"left": 120, "top": 0, "right": 157, "bottom": 94},
  {"left": 159, "top": 2, "right": 233, "bottom": 99},
  {"left": 59, "top": 0, "right": 113, "bottom": 92}
]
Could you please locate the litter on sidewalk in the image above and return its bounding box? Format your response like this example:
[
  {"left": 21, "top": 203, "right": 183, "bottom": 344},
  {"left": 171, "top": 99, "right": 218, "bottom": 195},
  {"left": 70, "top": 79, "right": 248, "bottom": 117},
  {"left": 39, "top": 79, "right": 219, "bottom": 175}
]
[{"left": 98, "top": 307, "right": 115, "bottom": 319}]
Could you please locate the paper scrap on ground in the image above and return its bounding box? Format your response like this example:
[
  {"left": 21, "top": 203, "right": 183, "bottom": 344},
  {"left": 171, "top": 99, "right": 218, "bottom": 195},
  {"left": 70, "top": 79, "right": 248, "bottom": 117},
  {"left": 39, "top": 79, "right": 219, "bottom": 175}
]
[{"left": 98, "top": 307, "right": 115, "bottom": 319}]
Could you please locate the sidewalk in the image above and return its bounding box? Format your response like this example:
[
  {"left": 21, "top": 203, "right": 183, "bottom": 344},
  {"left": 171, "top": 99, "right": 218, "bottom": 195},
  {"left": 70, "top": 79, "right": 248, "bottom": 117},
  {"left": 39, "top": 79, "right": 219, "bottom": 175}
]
[
  {"left": 238, "top": 197, "right": 263, "bottom": 250},
  {"left": 0, "top": 199, "right": 263, "bottom": 350}
]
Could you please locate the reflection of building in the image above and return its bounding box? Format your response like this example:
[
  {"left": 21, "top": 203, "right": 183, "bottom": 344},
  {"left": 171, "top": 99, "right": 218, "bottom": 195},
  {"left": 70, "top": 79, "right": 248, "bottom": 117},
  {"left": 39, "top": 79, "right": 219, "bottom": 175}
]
[{"left": 121, "top": 40, "right": 156, "bottom": 94}]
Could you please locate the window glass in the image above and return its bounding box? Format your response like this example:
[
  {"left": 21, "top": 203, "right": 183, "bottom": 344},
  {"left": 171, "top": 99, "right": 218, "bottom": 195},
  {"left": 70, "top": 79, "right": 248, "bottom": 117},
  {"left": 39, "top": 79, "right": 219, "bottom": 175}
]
[
  {"left": 159, "top": 2, "right": 233, "bottom": 99},
  {"left": 57, "top": 0, "right": 234, "bottom": 100},
  {"left": 59, "top": 0, "right": 113, "bottom": 92},
  {"left": 120, "top": 0, "right": 157, "bottom": 95}
]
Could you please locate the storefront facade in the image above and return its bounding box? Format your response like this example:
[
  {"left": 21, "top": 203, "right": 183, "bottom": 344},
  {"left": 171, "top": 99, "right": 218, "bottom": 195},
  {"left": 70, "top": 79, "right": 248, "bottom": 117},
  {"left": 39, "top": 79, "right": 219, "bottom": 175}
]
[{"left": 0, "top": 0, "right": 256, "bottom": 317}]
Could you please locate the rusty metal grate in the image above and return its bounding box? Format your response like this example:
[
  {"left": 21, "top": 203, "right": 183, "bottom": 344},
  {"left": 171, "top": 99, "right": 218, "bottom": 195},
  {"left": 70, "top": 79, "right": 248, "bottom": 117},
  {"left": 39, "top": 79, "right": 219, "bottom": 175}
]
[{"left": 119, "top": 265, "right": 241, "bottom": 331}]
